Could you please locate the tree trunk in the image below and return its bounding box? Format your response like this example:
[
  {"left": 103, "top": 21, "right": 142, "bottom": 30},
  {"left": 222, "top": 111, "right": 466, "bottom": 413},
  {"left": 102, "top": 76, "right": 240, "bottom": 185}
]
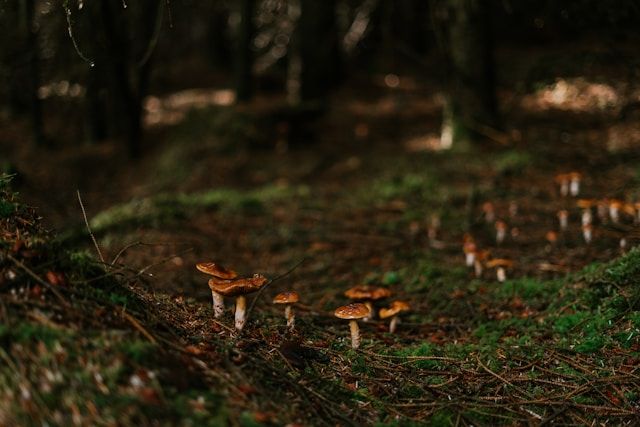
[
  {"left": 235, "top": 0, "right": 255, "bottom": 103},
  {"left": 298, "top": 0, "right": 340, "bottom": 104},
  {"left": 433, "top": 0, "right": 498, "bottom": 148},
  {"left": 24, "top": 0, "right": 45, "bottom": 146}
]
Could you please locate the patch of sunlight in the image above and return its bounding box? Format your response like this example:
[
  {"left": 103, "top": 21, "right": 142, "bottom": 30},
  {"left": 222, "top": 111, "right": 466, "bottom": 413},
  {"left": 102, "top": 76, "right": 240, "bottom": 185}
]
[
  {"left": 521, "top": 78, "right": 619, "bottom": 112},
  {"left": 144, "top": 88, "right": 236, "bottom": 127},
  {"left": 37, "top": 80, "right": 85, "bottom": 99}
]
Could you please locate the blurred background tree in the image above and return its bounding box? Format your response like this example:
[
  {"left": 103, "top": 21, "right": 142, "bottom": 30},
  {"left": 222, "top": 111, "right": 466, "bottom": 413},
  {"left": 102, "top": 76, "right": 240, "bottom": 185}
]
[{"left": 1, "top": 0, "right": 639, "bottom": 159}]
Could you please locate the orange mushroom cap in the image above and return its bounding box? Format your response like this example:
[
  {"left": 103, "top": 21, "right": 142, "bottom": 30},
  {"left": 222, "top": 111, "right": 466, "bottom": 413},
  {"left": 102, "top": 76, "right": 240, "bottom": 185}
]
[
  {"left": 344, "top": 285, "right": 392, "bottom": 301},
  {"left": 208, "top": 274, "right": 268, "bottom": 297},
  {"left": 486, "top": 259, "right": 514, "bottom": 269},
  {"left": 379, "top": 301, "right": 411, "bottom": 319},
  {"left": 273, "top": 291, "right": 300, "bottom": 304},
  {"left": 334, "top": 303, "right": 370, "bottom": 320},
  {"left": 196, "top": 262, "right": 238, "bottom": 279}
]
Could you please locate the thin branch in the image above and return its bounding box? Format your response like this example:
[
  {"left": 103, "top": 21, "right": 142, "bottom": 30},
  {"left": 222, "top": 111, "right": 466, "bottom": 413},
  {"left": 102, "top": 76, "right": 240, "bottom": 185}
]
[{"left": 77, "top": 190, "right": 105, "bottom": 264}]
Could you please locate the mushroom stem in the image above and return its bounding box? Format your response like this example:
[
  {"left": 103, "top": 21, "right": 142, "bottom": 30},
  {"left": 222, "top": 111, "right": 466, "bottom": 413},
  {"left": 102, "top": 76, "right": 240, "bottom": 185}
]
[
  {"left": 234, "top": 295, "right": 247, "bottom": 331},
  {"left": 474, "top": 260, "right": 483, "bottom": 278},
  {"left": 349, "top": 320, "right": 361, "bottom": 349},
  {"left": 389, "top": 315, "right": 400, "bottom": 333},
  {"left": 364, "top": 301, "right": 374, "bottom": 321},
  {"left": 284, "top": 305, "right": 295, "bottom": 330},
  {"left": 211, "top": 291, "right": 225, "bottom": 318},
  {"left": 497, "top": 267, "right": 506, "bottom": 282}
]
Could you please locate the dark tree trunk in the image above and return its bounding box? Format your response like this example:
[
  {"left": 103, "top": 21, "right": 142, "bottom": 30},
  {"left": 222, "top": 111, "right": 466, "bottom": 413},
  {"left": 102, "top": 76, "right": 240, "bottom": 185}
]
[
  {"left": 85, "top": 67, "right": 108, "bottom": 144},
  {"left": 235, "top": 0, "right": 255, "bottom": 103},
  {"left": 432, "top": 0, "right": 498, "bottom": 147},
  {"left": 298, "top": 0, "right": 340, "bottom": 104},
  {"left": 24, "top": 0, "right": 45, "bottom": 146}
]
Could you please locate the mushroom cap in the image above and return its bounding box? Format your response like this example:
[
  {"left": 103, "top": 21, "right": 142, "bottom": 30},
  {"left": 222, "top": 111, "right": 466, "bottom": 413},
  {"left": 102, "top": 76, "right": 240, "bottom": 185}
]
[
  {"left": 208, "top": 274, "right": 268, "bottom": 297},
  {"left": 557, "top": 210, "right": 568, "bottom": 218},
  {"left": 334, "top": 303, "right": 370, "bottom": 320},
  {"left": 577, "top": 199, "right": 594, "bottom": 209},
  {"left": 624, "top": 203, "right": 636, "bottom": 216},
  {"left": 273, "top": 291, "right": 299, "bottom": 304},
  {"left": 379, "top": 300, "right": 411, "bottom": 319},
  {"left": 344, "top": 285, "right": 392, "bottom": 301},
  {"left": 482, "top": 202, "right": 494, "bottom": 212},
  {"left": 609, "top": 199, "right": 623, "bottom": 208},
  {"left": 196, "top": 262, "right": 238, "bottom": 279},
  {"left": 568, "top": 171, "right": 582, "bottom": 180},
  {"left": 495, "top": 220, "right": 507, "bottom": 230},
  {"left": 463, "top": 241, "right": 477, "bottom": 254},
  {"left": 474, "top": 249, "right": 491, "bottom": 261},
  {"left": 486, "top": 259, "right": 513, "bottom": 269}
]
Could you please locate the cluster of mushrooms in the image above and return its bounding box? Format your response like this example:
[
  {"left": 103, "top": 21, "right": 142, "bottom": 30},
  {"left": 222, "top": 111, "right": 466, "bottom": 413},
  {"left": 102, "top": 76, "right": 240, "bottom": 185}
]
[
  {"left": 452, "top": 171, "right": 635, "bottom": 282},
  {"left": 196, "top": 263, "right": 410, "bottom": 350}
]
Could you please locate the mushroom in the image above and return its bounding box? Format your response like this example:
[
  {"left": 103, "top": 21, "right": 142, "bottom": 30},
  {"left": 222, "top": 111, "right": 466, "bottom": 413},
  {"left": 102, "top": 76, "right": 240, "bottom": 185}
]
[
  {"left": 463, "top": 240, "right": 477, "bottom": 267},
  {"left": 482, "top": 202, "right": 495, "bottom": 223},
  {"left": 334, "top": 303, "right": 370, "bottom": 349},
  {"left": 620, "top": 237, "right": 627, "bottom": 252},
  {"left": 273, "top": 291, "right": 299, "bottom": 330},
  {"left": 609, "top": 200, "right": 623, "bottom": 223},
  {"left": 557, "top": 210, "right": 569, "bottom": 231},
  {"left": 508, "top": 201, "right": 518, "bottom": 218},
  {"left": 196, "top": 262, "right": 238, "bottom": 318},
  {"left": 486, "top": 259, "right": 513, "bottom": 282},
  {"left": 379, "top": 301, "right": 410, "bottom": 333},
  {"left": 568, "top": 172, "right": 582, "bottom": 196},
  {"left": 495, "top": 220, "right": 507, "bottom": 245},
  {"left": 623, "top": 203, "right": 636, "bottom": 222},
  {"left": 344, "top": 285, "right": 391, "bottom": 321},
  {"left": 582, "top": 223, "right": 593, "bottom": 244},
  {"left": 577, "top": 199, "right": 594, "bottom": 226},
  {"left": 545, "top": 230, "right": 558, "bottom": 246},
  {"left": 208, "top": 274, "right": 268, "bottom": 331},
  {"left": 555, "top": 173, "right": 569, "bottom": 197}
]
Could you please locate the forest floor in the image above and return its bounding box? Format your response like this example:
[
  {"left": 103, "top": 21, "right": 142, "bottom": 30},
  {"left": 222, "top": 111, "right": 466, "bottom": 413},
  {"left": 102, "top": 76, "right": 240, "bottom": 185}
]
[{"left": 2, "top": 41, "right": 640, "bottom": 425}]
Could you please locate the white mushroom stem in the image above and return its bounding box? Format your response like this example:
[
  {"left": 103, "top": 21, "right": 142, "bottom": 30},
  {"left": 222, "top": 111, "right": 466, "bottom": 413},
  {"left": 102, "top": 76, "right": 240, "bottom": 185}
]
[
  {"left": 496, "top": 267, "right": 506, "bottom": 283},
  {"left": 465, "top": 252, "right": 475, "bottom": 267},
  {"left": 582, "top": 210, "right": 592, "bottom": 226},
  {"left": 570, "top": 179, "right": 580, "bottom": 196},
  {"left": 284, "top": 305, "right": 295, "bottom": 330},
  {"left": 610, "top": 206, "right": 620, "bottom": 223},
  {"left": 234, "top": 295, "right": 247, "bottom": 331},
  {"left": 583, "top": 227, "right": 592, "bottom": 244},
  {"left": 560, "top": 180, "right": 569, "bottom": 197},
  {"left": 364, "top": 301, "right": 374, "bottom": 321},
  {"left": 211, "top": 291, "right": 225, "bottom": 319},
  {"left": 558, "top": 214, "right": 568, "bottom": 231},
  {"left": 349, "top": 320, "right": 361, "bottom": 349},
  {"left": 389, "top": 315, "right": 400, "bottom": 333},
  {"left": 496, "top": 228, "right": 506, "bottom": 244}
]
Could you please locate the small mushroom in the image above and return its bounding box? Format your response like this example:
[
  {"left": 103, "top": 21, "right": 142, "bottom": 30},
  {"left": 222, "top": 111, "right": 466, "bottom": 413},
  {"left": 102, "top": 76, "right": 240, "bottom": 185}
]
[
  {"left": 577, "top": 199, "right": 594, "bottom": 226},
  {"left": 463, "top": 241, "right": 477, "bottom": 267},
  {"left": 379, "top": 301, "right": 410, "bottom": 333},
  {"left": 557, "top": 210, "right": 569, "bottom": 231},
  {"left": 486, "top": 259, "right": 513, "bottom": 282},
  {"left": 508, "top": 201, "right": 518, "bottom": 218},
  {"left": 344, "top": 285, "right": 391, "bottom": 321},
  {"left": 609, "top": 200, "right": 623, "bottom": 223},
  {"left": 482, "top": 202, "right": 495, "bottom": 223},
  {"left": 209, "top": 274, "right": 268, "bottom": 331},
  {"left": 568, "top": 172, "right": 582, "bottom": 196},
  {"left": 196, "top": 262, "right": 239, "bottom": 318},
  {"left": 555, "top": 173, "right": 570, "bottom": 197},
  {"left": 597, "top": 200, "right": 608, "bottom": 222},
  {"left": 620, "top": 237, "right": 627, "bottom": 252},
  {"left": 273, "top": 291, "right": 299, "bottom": 330},
  {"left": 334, "top": 303, "right": 370, "bottom": 349},
  {"left": 495, "top": 220, "right": 507, "bottom": 245},
  {"left": 623, "top": 203, "right": 636, "bottom": 222}
]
